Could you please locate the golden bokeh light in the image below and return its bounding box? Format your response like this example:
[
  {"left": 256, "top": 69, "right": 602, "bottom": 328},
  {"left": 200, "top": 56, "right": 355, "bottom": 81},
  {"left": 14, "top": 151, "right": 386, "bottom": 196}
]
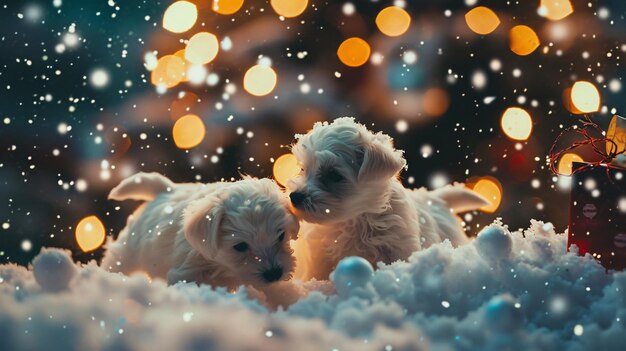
[
  {"left": 562, "top": 87, "right": 584, "bottom": 114},
  {"left": 174, "top": 49, "right": 190, "bottom": 82},
  {"left": 162, "top": 1, "right": 198, "bottom": 34},
  {"left": 337, "top": 37, "right": 371, "bottom": 67},
  {"left": 273, "top": 154, "right": 301, "bottom": 187},
  {"left": 243, "top": 65, "right": 278, "bottom": 96},
  {"left": 212, "top": 0, "right": 245, "bottom": 15},
  {"left": 557, "top": 152, "right": 584, "bottom": 176},
  {"left": 375, "top": 6, "right": 411, "bottom": 37},
  {"left": 539, "top": 0, "right": 573, "bottom": 21},
  {"left": 464, "top": 6, "right": 500, "bottom": 35},
  {"left": 509, "top": 25, "right": 540, "bottom": 56},
  {"left": 570, "top": 81, "right": 600, "bottom": 113},
  {"left": 185, "top": 32, "right": 219, "bottom": 65},
  {"left": 151, "top": 55, "right": 185, "bottom": 88},
  {"left": 501, "top": 107, "right": 533, "bottom": 141},
  {"left": 172, "top": 114, "right": 206, "bottom": 149},
  {"left": 76, "top": 215, "right": 106, "bottom": 252},
  {"left": 472, "top": 178, "right": 502, "bottom": 213},
  {"left": 165, "top": 55, "right": 186, "bottom": 83},
  {"left": 270, "top": 0, "right": 308, "bottom": 18}
]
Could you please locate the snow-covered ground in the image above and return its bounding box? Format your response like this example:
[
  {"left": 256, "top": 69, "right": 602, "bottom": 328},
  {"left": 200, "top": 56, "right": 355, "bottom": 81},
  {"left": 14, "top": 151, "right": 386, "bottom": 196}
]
[{"left": 1, "top": 220, "right": 625, "bottom": 351}]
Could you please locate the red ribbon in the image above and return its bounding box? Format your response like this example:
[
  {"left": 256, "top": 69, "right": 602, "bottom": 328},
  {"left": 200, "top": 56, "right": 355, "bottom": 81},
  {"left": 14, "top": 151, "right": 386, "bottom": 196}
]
[{"left": 549, "top": 115, "right": 622, "bottom": 176}]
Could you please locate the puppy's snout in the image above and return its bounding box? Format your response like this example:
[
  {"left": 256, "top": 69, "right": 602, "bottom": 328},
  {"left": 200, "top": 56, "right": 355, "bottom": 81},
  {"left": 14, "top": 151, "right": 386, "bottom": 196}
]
[
  {"left": 289, "top": 192, "right": 306, "bottom": 207},
  {"left": 261, "top": 266, "right": 283, "bottom": 282}
]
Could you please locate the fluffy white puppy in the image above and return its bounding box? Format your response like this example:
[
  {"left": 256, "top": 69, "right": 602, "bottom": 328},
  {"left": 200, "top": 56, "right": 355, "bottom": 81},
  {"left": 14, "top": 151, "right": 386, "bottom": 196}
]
[
  {"left": 101, "top": 173, "right": 299, "bottom": 288},
  {"left": 289, "top": 117, "right": 489, "bottom": 280}
]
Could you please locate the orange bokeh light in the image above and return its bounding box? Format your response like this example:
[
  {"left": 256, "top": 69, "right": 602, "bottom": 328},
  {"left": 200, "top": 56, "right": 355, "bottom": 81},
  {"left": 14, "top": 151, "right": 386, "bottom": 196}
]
[
  {"left": 151, "top": 55, "right": 185, "bottom": 88},
  {"left": 539, "top": 0, "right": 573, "bottom": 21},
  {"left": 172, "top": 114, "right": 206, "bottom": 149},
  {"left": 509, "top": 25, "right": 540, "bottom": 56},
  {"left": 337, "top": 37, "right": 371, "bottom": 67},
  {"left": 270, "top": 0, "right": 308, "bottom": 18},
  {"left": 472, "top": 178, "right": 502, "bottom": 213},
  {"left": 174, "top": 49, "right": 190, "bottom": 82},
  {"left": 273, "top": 154, "right": 301, "bottom": 187},
  {"left": 557, "top": 153, "right": 584, "bottom": 176},
  {"left": 212, "top": 0, "right": 245, "bottom": 15},
  {"left": 76, "top": 215, "right": 106, "bottom": 252},
  {"left": 465, "top": 6, "right": 500, "bottom": 35},
  {"left": 423, "top": 88, "right": 450, "bottom": 117},
  {"left": 375, "top": 6, "right": 411, "bottom": 37}
]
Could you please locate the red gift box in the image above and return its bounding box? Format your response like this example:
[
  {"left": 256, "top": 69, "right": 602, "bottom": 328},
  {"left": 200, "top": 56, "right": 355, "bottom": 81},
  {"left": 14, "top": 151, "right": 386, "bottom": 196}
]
[{"left": 568, "top": 162, "right": 626, "bottom": 270}]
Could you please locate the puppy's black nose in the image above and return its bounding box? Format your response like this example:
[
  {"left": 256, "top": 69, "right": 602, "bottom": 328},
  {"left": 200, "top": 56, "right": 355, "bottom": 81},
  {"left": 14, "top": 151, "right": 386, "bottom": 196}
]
[
  {"left": 290, "top": 192, "right": 306, "bottom": 206},
  {"left": 262, "top": 266, "right": 283, "bottom": 283}
]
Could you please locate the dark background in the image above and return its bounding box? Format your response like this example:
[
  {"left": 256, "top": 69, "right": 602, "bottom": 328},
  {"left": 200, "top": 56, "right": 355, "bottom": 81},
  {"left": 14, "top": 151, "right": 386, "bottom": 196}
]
[{"left": 1, "top": 0, "right": 624, "bottom": 265}]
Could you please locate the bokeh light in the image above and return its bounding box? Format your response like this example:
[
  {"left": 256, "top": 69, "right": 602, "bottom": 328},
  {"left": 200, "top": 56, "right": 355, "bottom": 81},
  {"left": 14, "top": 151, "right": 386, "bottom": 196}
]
[
  {"left": 273, "top": 154, "right": 301, "bottom": 187},
  {"left": 501, "top": 107, "right": 533, "bottom": 141},
  {"left": 89, "top": 69, "right": 109, "bottom": 89},
  {"left": 165, "top": 55, "right": 186, "bottom": 83},
  {"left": 464, "top": 6, "right": 500, "bottom": 35},
  {"left": 162, "top": 1, "right": 197, "bottom": 34},
  {"left": 169, "top": 91, "right": 199, "bottom": 119},
  {"left": 185, "top": 32, "right": 220, "bottom": 65},
  {"left": 243, "top": 65, "right": 278, "bottom": 96},
  {"left": 375, "top": 6, "right": 411, "bottom": 37},
  {"left": 539, "top": 0, "right": 573, "bottom": 21},
  {"left": 557, "top": 152, "right": 583, "bottom": 176},
  {"left": 472, "top": 178, "right": 502, "bottom": 213},
  {"left": 212, "top": 0, "right": 245, "bottom": 15},
  {"left": 172, "top": 114, "right": 206, "bottom": 149},
  {"left": 174, "top": 49, "right": 190, "bottom": 82},
  {"left": 337, "top": 37, "right": 371, "bottom": 67},
  {"left": 270, "top": 0, "right": 308, "bottom": 18},
  {"left": 509, "top": 25, "right": 540, "bottom": 56},
  {"left": 423, "top": 88, "right": 450, "bottom": 117},
  {"left": 151, "top": 55, "right": 185, "bottom": 88},
  {"left": 570, "top": 81, "right": 600, "bottom": 113},
  {"left": 75, "top": 215, "right": 106, "bottom": 252}
]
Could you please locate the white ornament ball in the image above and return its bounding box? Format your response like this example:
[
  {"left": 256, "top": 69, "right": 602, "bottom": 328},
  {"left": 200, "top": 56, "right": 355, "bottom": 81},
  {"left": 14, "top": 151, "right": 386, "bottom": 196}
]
[
  {"left": 32, "top": 248, "right": 77, "bottom": 292},
  {"left": 330, "top": 256, "right": 374, "bottom": 297},
  {"left": 475, "top": 225, "right": 512, "bottom": 261}
]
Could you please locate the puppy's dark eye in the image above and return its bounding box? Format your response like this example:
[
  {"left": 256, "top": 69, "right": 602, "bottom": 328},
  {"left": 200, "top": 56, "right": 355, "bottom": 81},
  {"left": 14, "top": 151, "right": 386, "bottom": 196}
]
[
  {"left": 233, "top": 242, "right": 249, "bottom": 252},
  {"left": 278, "top": 232, "right": 285, "bottom": 242},
  {"left": 326, "top": 169, "right": 344, "bottom": 182}
]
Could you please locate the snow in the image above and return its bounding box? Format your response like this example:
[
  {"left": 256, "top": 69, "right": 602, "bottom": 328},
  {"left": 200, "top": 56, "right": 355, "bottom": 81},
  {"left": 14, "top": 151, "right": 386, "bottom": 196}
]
[{"left": 1, "top": 220, "right": 625, "bottom": 350}]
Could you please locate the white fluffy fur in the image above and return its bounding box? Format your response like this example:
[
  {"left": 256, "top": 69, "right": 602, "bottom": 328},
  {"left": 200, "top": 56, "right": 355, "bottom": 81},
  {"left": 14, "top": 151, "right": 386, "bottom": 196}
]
[
  {"left": 101, "top": 173, "right": 299, "bottom": 288},
  {"left": 289, "top": 117, "right": 489, "bottom": 280}
]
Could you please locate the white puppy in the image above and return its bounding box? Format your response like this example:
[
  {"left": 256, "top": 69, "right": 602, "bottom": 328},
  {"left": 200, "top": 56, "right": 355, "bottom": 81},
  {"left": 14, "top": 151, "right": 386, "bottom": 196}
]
[
  {"left": 289, "top": 117, "right": 489, "bottom": 280},
  {"left": 101, "top": 173, "right": 299, "bottom": 288}
]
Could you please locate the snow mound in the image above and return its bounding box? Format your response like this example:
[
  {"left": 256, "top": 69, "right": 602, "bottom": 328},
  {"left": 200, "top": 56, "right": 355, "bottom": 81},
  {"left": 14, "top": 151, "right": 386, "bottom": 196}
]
[{"left": 1, "top": 220, "right": 625, "bottom": 350}]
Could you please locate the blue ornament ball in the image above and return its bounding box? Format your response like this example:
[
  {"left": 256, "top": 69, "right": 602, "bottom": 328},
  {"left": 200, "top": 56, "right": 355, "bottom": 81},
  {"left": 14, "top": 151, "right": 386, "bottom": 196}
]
[
  {"left": 330, "top": 256, "right": 374, "bottom": 297},
  {"left": 484, "top": 295, "right": 523, "bottom": 332}
]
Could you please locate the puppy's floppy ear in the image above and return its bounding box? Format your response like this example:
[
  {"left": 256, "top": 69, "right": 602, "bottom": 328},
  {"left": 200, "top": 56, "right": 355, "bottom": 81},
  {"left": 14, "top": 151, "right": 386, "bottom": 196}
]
[
  {"left": 183, "top": 195, "right": 224, "bottom": 260},
  {"left": 357, "top": 132, "right": 406, "bottom": 182}
]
